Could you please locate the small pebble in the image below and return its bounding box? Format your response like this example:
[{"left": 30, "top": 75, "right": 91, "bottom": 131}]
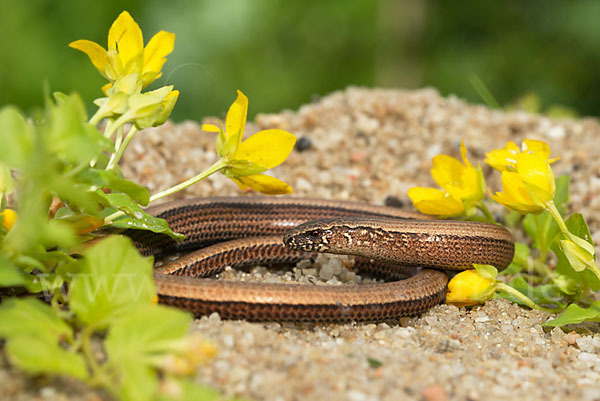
[
  {"left": 422, "top": 384, "right": 448, "bottom": 401},
  {"left": 295, "top": 136, "right": 312, "bottom": 151},
  {"left": 384, "top": 195, "right": 405, "bottom": 208}
]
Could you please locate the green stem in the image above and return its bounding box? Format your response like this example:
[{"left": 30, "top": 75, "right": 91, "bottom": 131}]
[
  {"left": 148, "top": 158, "right": 228, "bottom": 203},
  {"left": 533, "top": 214, "right": 548, "bottom": 262},
  {"left": 113, "top": 126, "right": 124, "bottom": 152},
  {"left": 89, "top": 109, "right": 104, "bottom": 126},
  {"left": 469, "top": 74, "right": 500, "bottom": 109},
  {"left": 547, "top": 200, "right": 592, "bottom": 251},
  {"left": 104, "top": 159, "right": 229, "bottom": 224},
  {"left": 80, "top": 325, "right": 106, "bottom": 386},
  {"left": 103, "top": 119, "right": 120, "bottom": 140},
  {"left": 476, "top": 201, "right": 497, "bottom": 224},
  {"left": 544, "top": 201, "right": 568, "bottom": 237},
  {"left": 496, "top": 282, "right": 562, "bottom": 313},
  {"left": 65, "top": 161, "right": 90, "bottom": 178},
  {"left": 102, "top": 114, "right": 132, "bottom": 141},
  {"left": 532, "top": 258, "right": 552, "bottom": 277},
  {"left": 515, "top": 273, "right": 543, "bottom": 284},
  {"left": 106, "top": 126, "right": 138, "bottom": 171}
]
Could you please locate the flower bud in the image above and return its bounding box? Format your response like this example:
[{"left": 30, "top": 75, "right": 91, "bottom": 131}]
[
  {"left": 446, "top": 269, "right": 497, "bottom": 307},
  {"left": 0, "top": 209, "right": 17, "bottom": 231}
]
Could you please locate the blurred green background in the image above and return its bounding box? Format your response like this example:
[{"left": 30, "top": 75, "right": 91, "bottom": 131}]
[{"left": 1, "top": 0, "right": 599, "bottom": 121}]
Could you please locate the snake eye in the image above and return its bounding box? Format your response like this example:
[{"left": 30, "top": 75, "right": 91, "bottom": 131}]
[{"left": 307, "top": 230, "right": 321, "bottom": 240}]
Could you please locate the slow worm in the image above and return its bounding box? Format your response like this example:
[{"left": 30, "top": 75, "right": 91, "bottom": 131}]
[{"left": 128, "top": 197, "right": 514, "bottom": 322}]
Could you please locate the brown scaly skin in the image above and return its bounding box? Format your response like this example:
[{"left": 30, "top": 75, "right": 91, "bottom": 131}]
[{"left": 127, "top": 197, "right": 514, "bottom": 322}]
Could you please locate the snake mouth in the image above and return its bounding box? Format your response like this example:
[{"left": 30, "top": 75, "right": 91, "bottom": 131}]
[
  {"left": 283, "top": 220, "right": 337, "bottom": 252},
  {"left": 282, "top": 228, "right": 322, "bottom": 251}
]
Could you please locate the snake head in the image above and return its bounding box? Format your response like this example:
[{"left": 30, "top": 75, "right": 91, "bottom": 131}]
[
  {"left": 283, "top": 217, "right": 365, "bottom": 255},
  {"left": 282, "top": 219, "right": 338, "bottom": 253}
]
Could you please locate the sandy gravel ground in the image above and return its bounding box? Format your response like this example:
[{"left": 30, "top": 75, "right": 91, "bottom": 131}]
[{"left": 2, "top": 87, "right": 600, "bottom": 401}]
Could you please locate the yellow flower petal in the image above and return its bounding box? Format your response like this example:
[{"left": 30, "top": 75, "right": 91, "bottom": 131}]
[
  {"left": 142, "top": 30, "right": 175, "bottom": 87},
  {"left": 459, "top": 139, "right": 472, "bottom": 168},
  {"left": 407, "top": 187, "right": 464, "bottom": 217},
  {"left": 446, "top": 269, "right": 496, "bottom": 306},
  {"left": 490, "top": 171, "right": 543, "bottom": 214},
  {"left": 235, "top": 129, "right": 296, "bottom": 169},
  {"left": 431, "top": 154, "right": 464, "bottom": 191},
  {"left": 233, "top": 174, "right": 292, "bottom": 195},
  {"left": 516, "top": 152, "right": 555, "bottom": 202},
  {"left": 69, "top": 40, "right": 110, "bottom": 78},
  {"left": 201, "top": 124, "right": 220, "bottom": 132},
  {"left": 107, "top": 11, "right": 144, "bottom": 71},
  {"left": 217, "top": 90, "right": 249, "bottom": 157},
  {"left": 521, "top": 139, "right": 550, "bottom": 158},
  {"left": 431, "top": 154, "right": 483, "bottom": 202},
  {"left": 225, "top": 90, "right": 248, "bottom": 143},
  {"left": 460, "top": 165, "right": 485, "bottom": 200},
  {"left": 485, "top": 141, "right": 519, "bottom": 171}
]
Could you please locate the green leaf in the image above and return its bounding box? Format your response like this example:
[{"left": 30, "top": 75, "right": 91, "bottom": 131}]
[
  {"left": 95, "top": 190, "right": 183, "bottom": 240},
  {"left": 553, "top": 174, "right": 570, "bottom": 215},
  {"left": 69, "top": 235, "right": 155, "bottom": 327},
  {"left": 77, "top": 168, "right": 150, "bottom": 205},
  {"left": 113, "top": 363, "right": 158, "bottom": 401},
  {"left": 49, "top": 174, "right": 100, "bottom": 216},
  {"left": 543, "top": 302, "right": 600, "bottom": 327},
  {"left": 552, "top": 272, "right": 578, "bottom": 295},
  {"left": 110, "top": 211, "right": 185, "bottom": 241},
  {"left": 5, "top": 335, "right": 88, "bottom": 380},
  {"left": 102, "top": 192, "right": 146, "bottom": 216},
  {"left": 499, "top": 242, "right": 530, "bottom": 275},
  {"left": 105, "top": 304, "right": 192, "bottom": 401},
  {"left": 473, "top": 264, "right": 498, "bottom": 280},
  {"left": 105, "top": 304, "right": 191, "bottom": 358},
  {"left": 559, "top": 239, "right": 591, "bottom": 272},
  {"left": 42, "top": 92, "right": 111, "bottom": 165},
  {"left": 0, "top": 164, "right": 15, "bottom": 194},
  {"left": 41, "top": 219, "right": 79, "bottom": 250},
  {"left": 0, "top": 298, "right": 73, "bottom": 344},
  {"left": 0, "top": 106, "right": 33, "bottom": 167},
  {"left": 503, "top": 210, "right": 523, "bottom": 229},
  {"left": 111, "top": 180, "right": 150, "bottom": 206},
  {"left": 554, "top": 213, "right": 600, "bottom": 291},
  {"left": 0, "top": 257, "right": 26, "bottom": 287},
  {"left": 523, "top": 212, "right": 555, "bottom": 255},
  {"left": 367, "top": 357, "right": 383, "bottom": 368}
]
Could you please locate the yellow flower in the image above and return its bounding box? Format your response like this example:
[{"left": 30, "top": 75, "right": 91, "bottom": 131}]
[
  {"left": 485, "top": 139, "right": 559, "bottom": 172},
  {"left": 446, "top": 269, "right": 497, "bottom": 307},
  {"left": 491, "top": 152, "right": 555, "bottom": 214},
  {"left": 0, "top": 209, "right": 17, "bottom": 231},
  {"left": 408, "top": 140, "right": 485, "bottom": 218},
  {"left": 202, "top": 90, "right": 296, "bottom": 195},
  {"left": 484, "top": 141, "right": 519, "bottom": 172},
  {"left": 69, "top": 11, "right": 175, "bottom": 94}
]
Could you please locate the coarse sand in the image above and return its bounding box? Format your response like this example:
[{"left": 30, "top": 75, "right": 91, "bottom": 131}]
[{"left": 2, "top": 87, "right": 600, "bottom": 401}]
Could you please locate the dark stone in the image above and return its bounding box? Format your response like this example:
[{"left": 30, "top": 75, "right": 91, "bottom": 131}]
[
  {"left": 295, "top": 136, "right": 312, "bottom": 152},
  {"left": 384, "top": 195, "right": 404, "bottom": 208}
]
